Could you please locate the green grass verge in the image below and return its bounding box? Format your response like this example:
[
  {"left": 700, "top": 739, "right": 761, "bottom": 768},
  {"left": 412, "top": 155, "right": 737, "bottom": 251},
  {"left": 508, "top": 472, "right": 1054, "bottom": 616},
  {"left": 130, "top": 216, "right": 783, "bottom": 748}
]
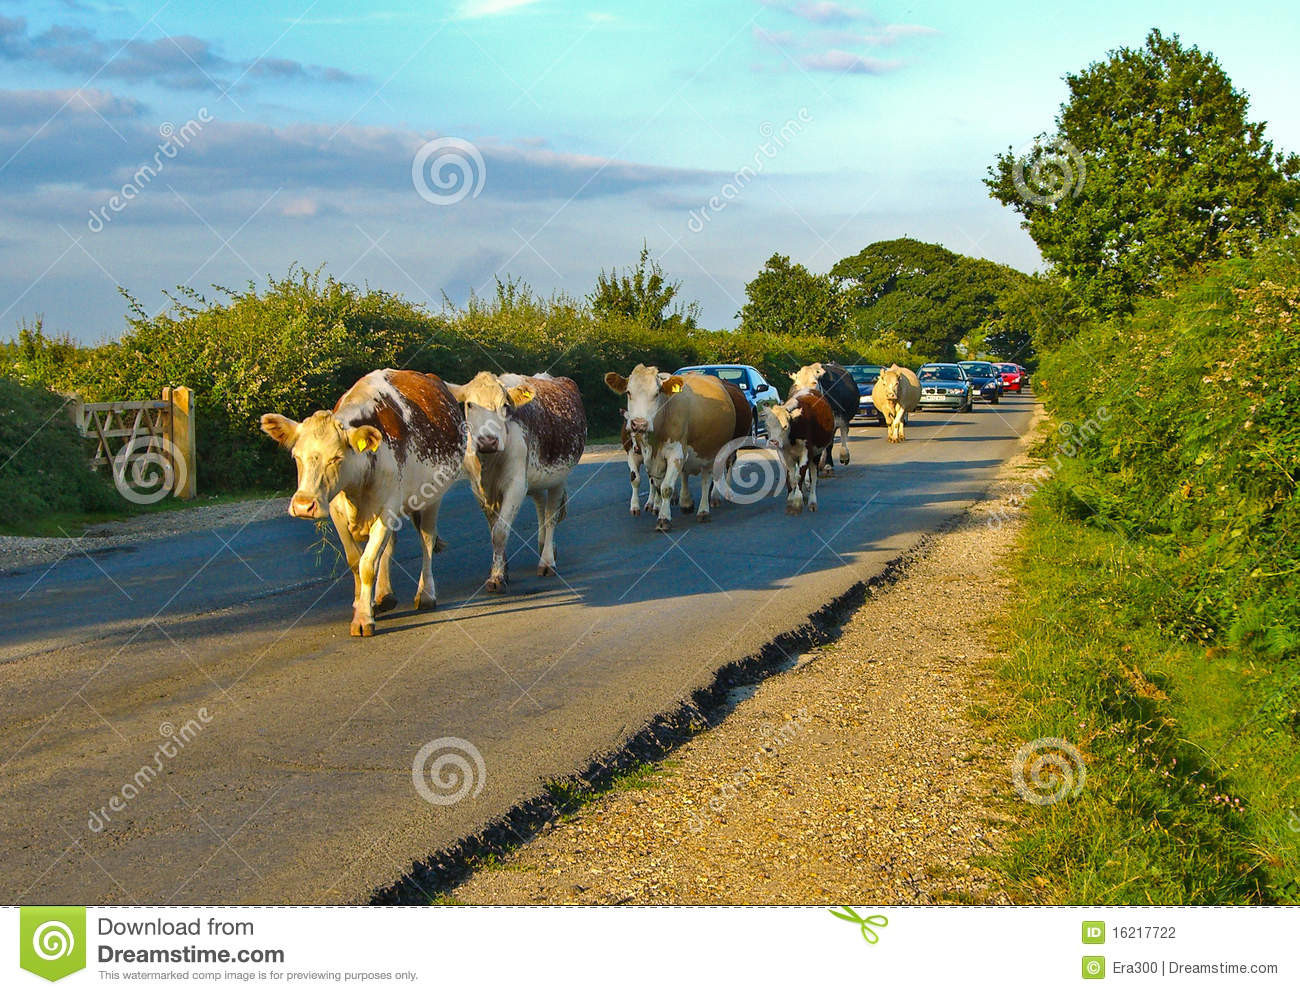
[
  {"left": 9, "top": 488, "right": 286, "bottom": 538},
  {"left": 989, "top": 490, "right": 1300, "bottom": 904}
]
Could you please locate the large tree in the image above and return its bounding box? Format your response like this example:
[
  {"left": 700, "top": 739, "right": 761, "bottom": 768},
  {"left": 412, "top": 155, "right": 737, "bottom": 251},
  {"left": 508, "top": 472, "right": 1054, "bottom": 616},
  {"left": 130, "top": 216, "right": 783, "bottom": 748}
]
[
  {"left": 738, "top": 253, "right": 848, "bottom": 338},
  {"left": 589, "top": 244, "right": 700, "bottom": 330},
  {"left": 831, "top": 237, "right": 1028, "bottom": 360},
  {"left": 987, "top": 29, "right": 1300, "bottom": 316}
]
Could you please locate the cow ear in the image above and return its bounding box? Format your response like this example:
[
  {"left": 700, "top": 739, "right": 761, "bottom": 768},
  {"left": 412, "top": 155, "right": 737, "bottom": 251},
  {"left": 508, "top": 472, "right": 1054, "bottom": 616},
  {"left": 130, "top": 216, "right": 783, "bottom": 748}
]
[
  {"left": 604, "top": 372, "right": 628, "bottom": 395},
  {"left": 260, "top": 413, "right": 299, "bottom": 448},
  {"left": 659, "top": 375, "right": 685, "bottom": 395},
  {"left": 445, "top": 382, "right": 467, "bottom": 403},
  {"left": 789, "top": 407, "right": 803, "bottom": 420},
  {"left": 507, "top": 385, "right": 535, "bottom": 408},
  {"left": 348, "top": 425, "right": 383, "bottom": 454}
]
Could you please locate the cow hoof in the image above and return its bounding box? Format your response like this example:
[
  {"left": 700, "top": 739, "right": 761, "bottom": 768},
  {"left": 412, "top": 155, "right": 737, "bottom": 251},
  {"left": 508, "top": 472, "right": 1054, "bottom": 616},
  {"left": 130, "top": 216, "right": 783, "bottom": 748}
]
[
  {"left": 655, "top": 517, "right": 672, "bottom": 532},
  {"left": 485, "top": 576, "right": 508, "bottom": 594},
  {"left": 373, "top": 593, "right": 397, "bottom": 615},
  {"left": 630, "top": 506, "right": 641, "bottom": 516},
  {"left": 350, "top": 619, "right": 375, "bottom": 637},
  {"left": 785, "top": 504, "right": 801, "bottom": 516},
  {"left": 414, "top": 594, "right": 437, "bottom": 612},
  {"left": 818, "top": 468, "right": 833, "bottom": 479},
  {"left": 538, "top": 563, "right": 556, "bottom": 577},
  {"left": 839, "top": 454, "right": 849, "bottom": 465},
  {"left": 710, "top": 494, "right": 722, "bottom": 508},
  {"left": 808, "top": 502, "right": 818, "bottom": 512},
  {"left": 433, "top": 535, "right": 447, "bottom": 553},
  {"left": 679, "top": 502, "right": 695, "bottom": 513},
  {"left": 696, "top": 511, "right": 711, "bottom": 523}
]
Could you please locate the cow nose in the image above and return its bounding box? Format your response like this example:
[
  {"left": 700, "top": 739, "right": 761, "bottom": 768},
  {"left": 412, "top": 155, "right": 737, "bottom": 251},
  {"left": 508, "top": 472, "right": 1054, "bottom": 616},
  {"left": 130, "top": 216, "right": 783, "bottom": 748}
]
[
  {"left": 289, "top": 493, "right": 319, "bottom": 518},
  {"left": 629, "top": 417, "right": 648, "bottom": 434},
  {"left": 475, "top": 434, "right": 500, "bottom": 453}
]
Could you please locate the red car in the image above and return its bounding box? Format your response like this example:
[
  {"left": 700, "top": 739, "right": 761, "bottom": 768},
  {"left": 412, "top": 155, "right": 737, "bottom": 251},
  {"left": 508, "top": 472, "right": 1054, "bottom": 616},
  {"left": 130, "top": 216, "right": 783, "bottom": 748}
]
[{"left": 995, "top": 362, "right": 1023, "bottom": 392}]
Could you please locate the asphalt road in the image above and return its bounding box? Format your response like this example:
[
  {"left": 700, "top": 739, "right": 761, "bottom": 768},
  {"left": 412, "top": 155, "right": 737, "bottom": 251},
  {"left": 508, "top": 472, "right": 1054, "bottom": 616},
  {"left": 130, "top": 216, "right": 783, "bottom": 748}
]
[{"left": 0, "top": 392, "right": 1037, "bottom": 904}]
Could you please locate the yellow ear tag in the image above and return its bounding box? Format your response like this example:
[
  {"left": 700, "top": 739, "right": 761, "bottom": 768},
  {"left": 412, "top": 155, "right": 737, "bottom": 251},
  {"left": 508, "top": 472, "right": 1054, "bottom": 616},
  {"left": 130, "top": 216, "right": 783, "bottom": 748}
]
[
  {"left": 354, "top": 435, "right": 378, "bottom": 453},
  {"left": 669, "top": 383, "right": 682, "bottom": 393},
  {"left": 520, "top": 388, "right": 534, "bottom": 402}
]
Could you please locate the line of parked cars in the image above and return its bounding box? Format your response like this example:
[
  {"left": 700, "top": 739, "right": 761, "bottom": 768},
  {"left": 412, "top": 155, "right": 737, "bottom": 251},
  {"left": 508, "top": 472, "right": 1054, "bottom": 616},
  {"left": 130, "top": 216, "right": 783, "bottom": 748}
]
[{"left": 667, "top": 359, "right": 1028, "bottom": 433}]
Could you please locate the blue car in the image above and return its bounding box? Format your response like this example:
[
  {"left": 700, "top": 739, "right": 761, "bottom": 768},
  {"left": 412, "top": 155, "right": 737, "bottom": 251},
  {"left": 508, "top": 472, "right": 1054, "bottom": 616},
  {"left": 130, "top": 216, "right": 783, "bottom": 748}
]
[
  {"left": 916, "top": 363, "right": 974, "bottom": 413},
  {"left": 843, "top": 364, "right": 883, "bottom": 422}
]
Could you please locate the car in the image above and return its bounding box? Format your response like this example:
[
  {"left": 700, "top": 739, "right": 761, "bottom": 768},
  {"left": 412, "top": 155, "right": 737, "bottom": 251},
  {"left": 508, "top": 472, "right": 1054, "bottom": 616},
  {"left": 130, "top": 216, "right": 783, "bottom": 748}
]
[
  {"left": 672, "top": 364, "right": 780, "bottom": 438},
  {"left": 916, "top": 363, "right": 973, "bottom": 413},
  {"left": 843, "top": 364, "right": 883, "bottom": 422},
  {"left": 995, "top": 362, "right": 1023, "bottom": 393},
  {"left": 957, "top": 361, "right": 1003, "bottom": 404},
  {"left": 1016, "top": 364, "right": 1031, "bottom": 390}
]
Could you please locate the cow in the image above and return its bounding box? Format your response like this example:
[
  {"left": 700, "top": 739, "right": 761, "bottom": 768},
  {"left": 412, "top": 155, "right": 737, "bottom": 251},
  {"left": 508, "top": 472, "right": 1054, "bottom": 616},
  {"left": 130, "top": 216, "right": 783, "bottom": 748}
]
[
  {"left": 761, "top": 390, "right": 835, "bottom": 514},
  {"left": 604, "top": 365, "right": 735, "bottom": 531},
  {"left": 620, "top": 377, "right": 751, "bottom": 515},
  {"left": 787, "top": 362, "right": 857, "bottom": 473},
  {"left": 261, "top": 369, "right": 465, "bottom": 637},
  {"left": 872, "top": 364, "right": 922, "bottom": 442},
  {"left": 448, "top": 372, "right": 587, "bottom": 591}
]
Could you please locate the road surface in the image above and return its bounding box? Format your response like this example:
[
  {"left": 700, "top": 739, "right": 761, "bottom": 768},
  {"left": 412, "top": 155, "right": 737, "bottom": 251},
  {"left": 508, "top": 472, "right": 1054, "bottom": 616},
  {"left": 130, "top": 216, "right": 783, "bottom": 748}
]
[{"left": 0, "top": 394, "right": 1037, "bottom": 904}]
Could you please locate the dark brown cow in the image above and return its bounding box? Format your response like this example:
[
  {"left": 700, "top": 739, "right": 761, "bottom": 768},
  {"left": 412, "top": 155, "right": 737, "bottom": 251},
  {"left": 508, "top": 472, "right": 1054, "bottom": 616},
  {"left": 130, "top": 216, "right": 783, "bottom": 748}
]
[
  {"left": 448, "top": 372, "right": 587, "bottom": 590},
  {"left": 760, "top": 390, "right": 835, "bottom": 514},
  {"left": 261, "top": 369, "right": 466, "bottom": 636}
]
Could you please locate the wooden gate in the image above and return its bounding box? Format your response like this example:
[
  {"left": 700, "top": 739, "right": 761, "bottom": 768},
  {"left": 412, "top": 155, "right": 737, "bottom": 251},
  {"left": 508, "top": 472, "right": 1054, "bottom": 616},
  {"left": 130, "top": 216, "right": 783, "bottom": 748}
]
[{"left": 67, "top": 387, "right": 197, "bottom": 500}]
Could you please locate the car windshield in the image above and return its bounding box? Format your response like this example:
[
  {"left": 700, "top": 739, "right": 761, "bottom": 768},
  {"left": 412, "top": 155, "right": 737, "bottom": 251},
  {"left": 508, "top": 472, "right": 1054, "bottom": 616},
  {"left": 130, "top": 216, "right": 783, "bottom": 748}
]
[
  {"left": 677, "top": 366, "right": 749, "bottom": 387},
  {"left": 845, "top": 365, "right": 881, "bottom": 384},
  {"left": 962, "top": 363, "right": 994, "bottom": 375},
  {"left": 920, "top": 366, "right": 962, "bottom": 380},
  {"left": 997, "top": 364, "right": 1018, "bottom": 372}
]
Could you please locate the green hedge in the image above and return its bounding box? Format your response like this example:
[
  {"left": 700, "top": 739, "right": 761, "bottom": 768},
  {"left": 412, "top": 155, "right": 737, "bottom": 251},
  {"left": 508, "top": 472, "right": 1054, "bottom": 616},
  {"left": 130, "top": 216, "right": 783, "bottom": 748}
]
[{"left": 4, "top": 270, "right": 910, "bottom": 493}]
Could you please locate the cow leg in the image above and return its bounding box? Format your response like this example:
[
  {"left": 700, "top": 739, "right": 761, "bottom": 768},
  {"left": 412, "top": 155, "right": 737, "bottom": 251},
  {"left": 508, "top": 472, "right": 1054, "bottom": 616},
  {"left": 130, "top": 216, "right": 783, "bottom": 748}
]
[
  {"left": 838, "top": 416, "right": 851, "bottom": 464},
  {"left": 807, "top": 452, "right": 820, "bottom": 512},
  {"left": 328, "top": 499, "right": 365, "bottom": 609},
  {"left": 352, "top": 516, "right": 393, "bottom": 637},
  {"left": 677, "top": 470, "right": 695, "bottom": 513},
  {"left": 487, "top": 480, "right": 526, "bottom": 592},
  {"left": 894, "top": 409, "right": 906, "bottom": 443},
  {"left": 696, "top": 468, "right": 713, "bottom": 522},
  {"left": 374, "top": 533, "right": 397, "bottom": 614},
  {"left": 627, "top": 447, "right": 643, "bottom": 516},
  {"left": 818, "top": 443, "right": 834, "bottom": 478},
  {"left": 656, "top": 442, "right": 685, "bottom": 531},
  {"left": 785, "top": 452, "right": 804, "bottom": 515},
  {"left": 412, "top": 505, "right": 440, "bottom": 611},
  {"left": 536, "top": 486, "right": 564, "bottom": 577}
]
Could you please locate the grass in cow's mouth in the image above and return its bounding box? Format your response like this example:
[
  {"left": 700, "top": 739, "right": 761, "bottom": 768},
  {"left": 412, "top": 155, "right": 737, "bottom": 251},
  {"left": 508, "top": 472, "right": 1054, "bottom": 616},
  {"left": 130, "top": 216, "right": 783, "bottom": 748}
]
[{"left": 985, "top": 491, "right": 1300, "bottom": 904}]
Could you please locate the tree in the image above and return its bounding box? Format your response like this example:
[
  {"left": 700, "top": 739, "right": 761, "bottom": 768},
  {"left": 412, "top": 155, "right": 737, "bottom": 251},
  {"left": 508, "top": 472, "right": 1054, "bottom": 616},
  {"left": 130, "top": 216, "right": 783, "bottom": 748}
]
[
  {"left": 987, "top": 29, "right": 1300, "bottom": 316},
  {"left": 979, "top": 277, "right": 1086, "bottom": 364},
  {"left": 738, "top": 253, "right": 848, "bottom": 338},
  {"left": 588, "top": 243, "right": 700, "bottom": 330},
  {"left": 830, "top": 237, "right": 1028, "bottom": 360}
]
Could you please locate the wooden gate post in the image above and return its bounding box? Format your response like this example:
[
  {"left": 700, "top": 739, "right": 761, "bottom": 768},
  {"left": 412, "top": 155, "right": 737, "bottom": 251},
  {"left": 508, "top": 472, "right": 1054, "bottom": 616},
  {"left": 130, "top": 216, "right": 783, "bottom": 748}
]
[{"left": 162, "top": 386, "right": 197, "bottom": 499}]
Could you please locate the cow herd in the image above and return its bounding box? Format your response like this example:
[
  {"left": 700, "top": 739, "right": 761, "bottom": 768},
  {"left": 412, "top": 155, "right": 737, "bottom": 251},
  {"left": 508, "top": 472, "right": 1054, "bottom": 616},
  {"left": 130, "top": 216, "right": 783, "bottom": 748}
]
[{"left": 260, "top": 359, "right": 922, "bottom": 637}]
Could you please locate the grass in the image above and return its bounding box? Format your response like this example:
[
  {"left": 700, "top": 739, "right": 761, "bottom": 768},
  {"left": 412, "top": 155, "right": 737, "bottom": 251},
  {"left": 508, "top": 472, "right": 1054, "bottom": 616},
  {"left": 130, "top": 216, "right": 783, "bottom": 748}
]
[
  {"left": 8, "top": 488, "right": 286, "bottom": 537},
  {"left": 987, "top": 491, "right": 1300, "bottom": 904}
]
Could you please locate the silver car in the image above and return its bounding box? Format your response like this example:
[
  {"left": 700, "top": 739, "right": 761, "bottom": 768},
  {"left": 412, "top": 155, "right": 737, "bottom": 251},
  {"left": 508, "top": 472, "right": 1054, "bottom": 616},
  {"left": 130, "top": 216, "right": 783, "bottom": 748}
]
[{"left": 916, "top": 363, "right": 973, "bottom": 413}]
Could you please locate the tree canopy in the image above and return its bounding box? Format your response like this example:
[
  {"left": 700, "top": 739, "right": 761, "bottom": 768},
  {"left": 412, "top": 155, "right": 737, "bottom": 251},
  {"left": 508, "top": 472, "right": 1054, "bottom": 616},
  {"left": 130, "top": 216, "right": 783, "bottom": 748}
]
[
  {"left": 588, "top": 244, "right": 700, "bottom": 331},
  {"left": 986, "top": 28, "right": 1300, "bottom": 316},
  {"left": 737, "top": 252, "right": 849, "bottom": 338}
]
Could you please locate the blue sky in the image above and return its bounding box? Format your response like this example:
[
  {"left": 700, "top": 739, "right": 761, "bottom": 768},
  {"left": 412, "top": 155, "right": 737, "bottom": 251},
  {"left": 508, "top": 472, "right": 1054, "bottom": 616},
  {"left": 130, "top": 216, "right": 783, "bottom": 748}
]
[{"left": 1, "top": 0, "right": 1297, "bottom": 339}]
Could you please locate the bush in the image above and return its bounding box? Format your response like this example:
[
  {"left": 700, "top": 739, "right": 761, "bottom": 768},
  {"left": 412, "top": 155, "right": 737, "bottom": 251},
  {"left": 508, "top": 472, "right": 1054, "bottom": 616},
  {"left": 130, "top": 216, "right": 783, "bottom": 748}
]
[
  {"left": 4, "top": 270, "right": 911, "bottom": 494},
  {"left": 0, "top": 377, "right": 123, "bottom": 529}
]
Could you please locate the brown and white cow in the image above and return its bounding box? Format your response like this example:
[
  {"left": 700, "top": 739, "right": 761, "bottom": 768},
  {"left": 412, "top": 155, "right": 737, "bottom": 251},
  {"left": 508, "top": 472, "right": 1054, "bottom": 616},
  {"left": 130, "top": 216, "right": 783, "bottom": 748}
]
[
  {"left": 261, "top": 369, "right": 466, "bottom": 637},
  {"left": 872, "top": 365, "right": 922, "bottom": 442},
  {"left": 761, "top": 390, "right": 835, "bottom": 514},
  {"left": 604, "top": 365, "right": 736, "bottom": 531},
  {"left": 788, "top": 362, "right": 858, "bottom": 474},
  {"left": 448, "top": 372, "right": 586, "bottom": 591}
]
